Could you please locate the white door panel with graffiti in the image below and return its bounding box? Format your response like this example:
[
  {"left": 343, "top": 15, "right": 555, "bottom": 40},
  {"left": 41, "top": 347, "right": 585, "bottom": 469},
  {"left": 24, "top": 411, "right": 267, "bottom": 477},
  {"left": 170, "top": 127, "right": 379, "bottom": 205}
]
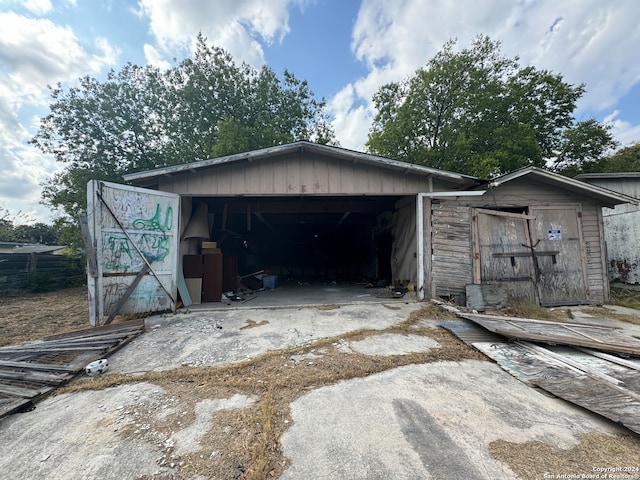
[{"left": 87, "top": 180, "right": 180, "bottom": 326}]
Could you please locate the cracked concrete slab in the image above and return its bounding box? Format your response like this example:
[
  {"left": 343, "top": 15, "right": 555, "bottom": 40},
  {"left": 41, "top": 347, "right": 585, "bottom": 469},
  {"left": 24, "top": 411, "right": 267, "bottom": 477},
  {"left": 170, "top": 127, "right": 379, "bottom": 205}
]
[{"left": 280, "top": 360, "right": 626, "bottom": 480}]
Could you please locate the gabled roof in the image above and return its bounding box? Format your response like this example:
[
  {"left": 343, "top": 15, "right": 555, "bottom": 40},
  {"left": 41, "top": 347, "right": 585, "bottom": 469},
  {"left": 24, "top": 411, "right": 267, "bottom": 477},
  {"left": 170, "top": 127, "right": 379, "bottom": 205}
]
[
  {"left": 123, "top": 141, "right": 482, "bottom": 188},
  {"left": 477, "top": 166, "right": 639, "bottom": 207}
]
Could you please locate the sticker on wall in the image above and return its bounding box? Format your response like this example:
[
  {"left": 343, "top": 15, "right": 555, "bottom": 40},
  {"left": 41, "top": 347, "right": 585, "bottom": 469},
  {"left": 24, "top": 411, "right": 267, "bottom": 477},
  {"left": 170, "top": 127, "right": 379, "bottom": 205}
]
[{"left": 548, "top": 229, "right": 562, "bottom": 241}]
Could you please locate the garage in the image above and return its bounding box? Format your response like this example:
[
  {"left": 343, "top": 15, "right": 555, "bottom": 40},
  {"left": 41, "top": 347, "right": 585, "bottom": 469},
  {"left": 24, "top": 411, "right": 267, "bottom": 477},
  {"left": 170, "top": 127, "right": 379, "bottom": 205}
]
[{"left": 118, "top": 141, "right": 478, "bottom": 306}]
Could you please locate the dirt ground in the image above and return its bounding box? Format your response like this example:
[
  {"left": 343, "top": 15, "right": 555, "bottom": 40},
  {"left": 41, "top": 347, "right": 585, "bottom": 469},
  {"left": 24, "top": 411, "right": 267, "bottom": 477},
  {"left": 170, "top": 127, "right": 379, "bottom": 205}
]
[
  {"left": 0, "top": 286, "right": 90, "bottom": 346},
  {"left": 1, "top": 287, "right": 639, "bottom": 479}
]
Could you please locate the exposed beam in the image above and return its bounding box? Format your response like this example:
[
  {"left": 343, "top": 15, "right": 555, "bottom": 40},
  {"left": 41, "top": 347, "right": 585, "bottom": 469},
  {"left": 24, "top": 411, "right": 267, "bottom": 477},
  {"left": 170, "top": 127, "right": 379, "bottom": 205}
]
[
  {"left": 337, "top": 212, "right": 351, "bottom": 225},
  {"left": 218, "top": 199, "right": 397, "bottom": 215}
]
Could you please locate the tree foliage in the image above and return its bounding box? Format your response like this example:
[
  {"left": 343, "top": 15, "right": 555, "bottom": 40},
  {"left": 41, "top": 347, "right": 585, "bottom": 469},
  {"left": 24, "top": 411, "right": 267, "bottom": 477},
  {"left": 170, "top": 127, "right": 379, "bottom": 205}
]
[
  {"left": 32, "top": 34, "right": 336, "bottom": 220},
  {"left": 0, "top": 207, "right": 58, "bottom": 244},
  {"left": 599, "top": 143, "right": 640, "bottom": 173},
  {"left": 552, "top": 119, "right": 618, "bottom": 177},
  {"left": 367, "top": 35, "right": 613, "bottom": 177}
]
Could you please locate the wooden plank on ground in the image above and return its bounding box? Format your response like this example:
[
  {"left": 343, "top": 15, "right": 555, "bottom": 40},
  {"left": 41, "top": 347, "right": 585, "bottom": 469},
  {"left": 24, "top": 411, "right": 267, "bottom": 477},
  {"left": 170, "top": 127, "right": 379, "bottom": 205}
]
[
  {"left": 0, "top": 383, "right": 49, "bottom": 398},
  {"left": 443, "top": 318, "right": 640, "bottom": 435},
  {"left": 0, "top": 318, "right": 145, "bottom": 419},
  {"left": 41, "top": 319, "right": 144, "bottom": 341},
  {"left": 0, "top": 360, "right": 78, "bottom": 372},
  {"left": 458, "top": 313, "right": 640, "bottom": 356},
  {"left": 0, "top": 369, "right": 69, "bottom": 384}
]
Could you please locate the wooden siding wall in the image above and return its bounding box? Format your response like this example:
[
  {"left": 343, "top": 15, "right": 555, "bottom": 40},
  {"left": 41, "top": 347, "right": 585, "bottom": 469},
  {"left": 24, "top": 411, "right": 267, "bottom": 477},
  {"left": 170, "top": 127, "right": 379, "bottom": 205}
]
[
  {"left": 582, "top": 206, "right": 609, "bottom": 301},
  {"left": 430, "top": 179, "right": 609, "bottom": 304},
  {"left": 159, "top": 152, "right": 437, "bottom": 196},
  {"left": 430, "top": 203, "right": 473, "bottom": 302}
]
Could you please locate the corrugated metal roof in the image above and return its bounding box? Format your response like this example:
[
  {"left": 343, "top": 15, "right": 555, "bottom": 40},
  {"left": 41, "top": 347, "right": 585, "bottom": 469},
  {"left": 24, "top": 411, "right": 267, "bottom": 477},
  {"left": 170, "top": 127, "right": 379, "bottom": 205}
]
[
  {"left": 478, "top": 166, "right": 639, "bottom": 207},
  {"left": 123, "top": 141, "right": 481, "bottom": 187}
]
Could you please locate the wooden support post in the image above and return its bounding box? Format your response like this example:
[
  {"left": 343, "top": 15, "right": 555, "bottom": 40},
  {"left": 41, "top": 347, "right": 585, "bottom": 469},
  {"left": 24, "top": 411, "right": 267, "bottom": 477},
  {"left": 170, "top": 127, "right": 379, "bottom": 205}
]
[
  {"left": 222, "top": 203, "right": 228, "bottom": 231},
  {"left": 104, "top": 263, "right": 151, "bottom": 325}
]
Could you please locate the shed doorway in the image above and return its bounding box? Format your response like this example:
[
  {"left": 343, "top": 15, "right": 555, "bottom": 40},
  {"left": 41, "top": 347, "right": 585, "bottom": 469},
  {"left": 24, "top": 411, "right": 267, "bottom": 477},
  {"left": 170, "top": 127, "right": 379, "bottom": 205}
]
[{"left": 473, "top": 206, "right": 588, "bottom": 306}]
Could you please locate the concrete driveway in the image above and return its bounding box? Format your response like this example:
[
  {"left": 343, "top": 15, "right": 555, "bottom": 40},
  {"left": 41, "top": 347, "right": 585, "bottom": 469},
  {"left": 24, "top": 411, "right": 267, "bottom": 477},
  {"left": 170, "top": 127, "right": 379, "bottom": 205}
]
[{"left": 0, "top": 301, "right": 628, "bottom": 480}]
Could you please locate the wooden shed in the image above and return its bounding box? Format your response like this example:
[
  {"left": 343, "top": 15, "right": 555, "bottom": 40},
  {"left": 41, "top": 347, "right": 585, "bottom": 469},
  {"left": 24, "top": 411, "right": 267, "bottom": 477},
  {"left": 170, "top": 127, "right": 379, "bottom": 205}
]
[
  {"left": 85, "top": 142, "right": 635, "bottom": 323},
  {"left": 423, "top": 167, "right": 637, "bottom": 307},
  {"left": 576, "top": 173, "right": 640, "bottom": 284}
]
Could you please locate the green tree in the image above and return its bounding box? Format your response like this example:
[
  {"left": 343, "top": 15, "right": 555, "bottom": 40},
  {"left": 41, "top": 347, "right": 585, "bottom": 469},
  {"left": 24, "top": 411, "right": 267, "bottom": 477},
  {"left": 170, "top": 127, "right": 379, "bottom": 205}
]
[
  {"left": 552, "top": 119, "right": 619, "bottom": 177},
  {"left": 32, "top": 34, "right": 335, "bottom": 223},
  {"left": 0, "top": 218, "right": 14, "bottom": 242},
  {"left": 600, "top": 143, "right": 640, "bottom": 172},
  {"left": 33, "top": 62, "right": 174, "bottom": 219},
  {"left": 367, "top": 36, "right": 594, "bottom": 177},
  {"left": 210, "top": 68, "right": 334, "bottom": 157},
  {"left": 12, "top": 223, "right": 57, "bottom": 244}
]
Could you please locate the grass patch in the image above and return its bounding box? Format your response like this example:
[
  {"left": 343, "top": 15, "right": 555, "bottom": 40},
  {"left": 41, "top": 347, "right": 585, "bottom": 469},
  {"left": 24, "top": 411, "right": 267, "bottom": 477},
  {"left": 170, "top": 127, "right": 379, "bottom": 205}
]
[
  {"left": 581, "top": 306, "right": 640, "bottom": 326},
  {"left": 610, "top": 287, "right": 640, "bottom": 310},
  {"left": 500, "top": 300, "right": 556, "bottom": 320},
  {"left": 489, "top": 432, "right": 640, "bottom": 480}
]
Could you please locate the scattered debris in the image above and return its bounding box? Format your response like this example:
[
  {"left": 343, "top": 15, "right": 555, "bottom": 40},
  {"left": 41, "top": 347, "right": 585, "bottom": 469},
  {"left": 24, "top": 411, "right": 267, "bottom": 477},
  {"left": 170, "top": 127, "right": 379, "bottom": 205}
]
[
  {"left": 240, "top": 319, "right": 269, "bottom": 330},
  {"left": 85, "top": 359, "right": 109, "bottom": 376},
  {"left": 222, "top": 292, "right": 244, "bottom": 302}
]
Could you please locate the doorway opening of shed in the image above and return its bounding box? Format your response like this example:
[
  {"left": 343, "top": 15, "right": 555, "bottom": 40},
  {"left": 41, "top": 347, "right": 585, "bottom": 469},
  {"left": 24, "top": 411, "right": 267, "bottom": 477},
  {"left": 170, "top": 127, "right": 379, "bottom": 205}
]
[{"left": 184, "top": 195, "right": 404, "bottom": 288}]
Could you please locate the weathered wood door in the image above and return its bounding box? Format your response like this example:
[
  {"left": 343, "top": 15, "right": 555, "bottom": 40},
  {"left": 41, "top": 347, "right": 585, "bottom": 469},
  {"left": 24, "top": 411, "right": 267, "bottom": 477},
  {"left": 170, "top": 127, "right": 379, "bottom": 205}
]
[
  {"left": 473, "top": 209, "right": 537, "bottom": 302},
  {"left": 529, "top": 206, "right": 588, "bottom": 306},
  {"left": 473, "top": 206, "right": 588, "bottom": 306},
  {"left": 87, "top": 180, "right": 180, "bottom": 326}
]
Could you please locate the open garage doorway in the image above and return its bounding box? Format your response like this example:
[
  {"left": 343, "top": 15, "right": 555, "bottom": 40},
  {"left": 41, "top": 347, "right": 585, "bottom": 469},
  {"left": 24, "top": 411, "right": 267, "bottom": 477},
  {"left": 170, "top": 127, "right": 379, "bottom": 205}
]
[{"left": 181, "top": 195, "right": 409, "bottom": 305}]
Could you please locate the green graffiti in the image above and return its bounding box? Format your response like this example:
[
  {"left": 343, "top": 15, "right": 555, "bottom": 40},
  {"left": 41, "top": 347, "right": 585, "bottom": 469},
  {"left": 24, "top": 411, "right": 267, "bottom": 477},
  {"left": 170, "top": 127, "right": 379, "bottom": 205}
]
[
  {"left": 133, "top": 204, "right": 173, "bottom": 231},
  {"left": 105, "top": 236, "right": 132, "bottom": 271},
  {"left": 138, "top": 234, "right": 170, "bottom": 262}
]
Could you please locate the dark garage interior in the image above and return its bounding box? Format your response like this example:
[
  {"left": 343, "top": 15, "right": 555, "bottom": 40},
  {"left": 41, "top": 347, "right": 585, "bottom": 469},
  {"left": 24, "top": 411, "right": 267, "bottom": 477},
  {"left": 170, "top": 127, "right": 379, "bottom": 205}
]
[{"left": 189, "top": 195, "right": 402, "bottom": 284}]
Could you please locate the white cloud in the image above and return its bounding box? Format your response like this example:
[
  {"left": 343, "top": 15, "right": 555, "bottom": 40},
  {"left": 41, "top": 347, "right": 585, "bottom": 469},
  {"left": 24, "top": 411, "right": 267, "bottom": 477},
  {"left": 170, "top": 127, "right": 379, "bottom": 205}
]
[
  {"left": 0, "top": 12, "right": 117, "bottom": 223},
  {"left": 331, "top": 0, "right": 640, "bottom": 150},
  {"left": 0, "top": 13, "right": 117, "bottom": 100},
  {"left": 143, "top": 43, "right": 171, "bottom": 70},
  {"left": 604, "top": 111, "right": 640, "bottom": 147},
  {"left": 23, "top": 0, "right": 52, "bottom": 15},
  {"left": 329, "top": 84, "right": 371, "bottom": 151},
  {"left": 137, "top": 0, "right": 306, "bottom": 68}
]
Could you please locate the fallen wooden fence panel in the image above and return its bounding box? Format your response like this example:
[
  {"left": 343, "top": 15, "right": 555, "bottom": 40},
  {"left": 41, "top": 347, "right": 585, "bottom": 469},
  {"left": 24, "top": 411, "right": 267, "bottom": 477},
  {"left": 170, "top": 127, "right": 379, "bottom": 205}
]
[{"left": 0, "top": 319, "right": 144, "bottom": 419}]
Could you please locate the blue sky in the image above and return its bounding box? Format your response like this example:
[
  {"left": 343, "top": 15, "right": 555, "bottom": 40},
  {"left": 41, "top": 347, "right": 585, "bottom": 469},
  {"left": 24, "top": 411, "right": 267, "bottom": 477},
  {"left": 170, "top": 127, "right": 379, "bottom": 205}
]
[{"left": 1, "top": 0, "right": 640, "bottom": 224}]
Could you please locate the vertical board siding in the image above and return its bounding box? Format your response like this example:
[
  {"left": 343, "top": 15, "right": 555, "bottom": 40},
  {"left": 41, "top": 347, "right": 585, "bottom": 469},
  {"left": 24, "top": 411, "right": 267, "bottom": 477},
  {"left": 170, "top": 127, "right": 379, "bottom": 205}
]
[
  {"left": 391, "top": 200, "right": 417, "bottom": 285},
  {"left": 433, "top": 179, "right": 609, "bottom": 305},
  {"left": 581, "top": 205, "right": 606, "bottom": 302},
  {"left": 431, "top": 203, "right": 473, "bottom": 299},
  {"left": 159, "top": 152, "right": 433, "bottom": 196}
]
